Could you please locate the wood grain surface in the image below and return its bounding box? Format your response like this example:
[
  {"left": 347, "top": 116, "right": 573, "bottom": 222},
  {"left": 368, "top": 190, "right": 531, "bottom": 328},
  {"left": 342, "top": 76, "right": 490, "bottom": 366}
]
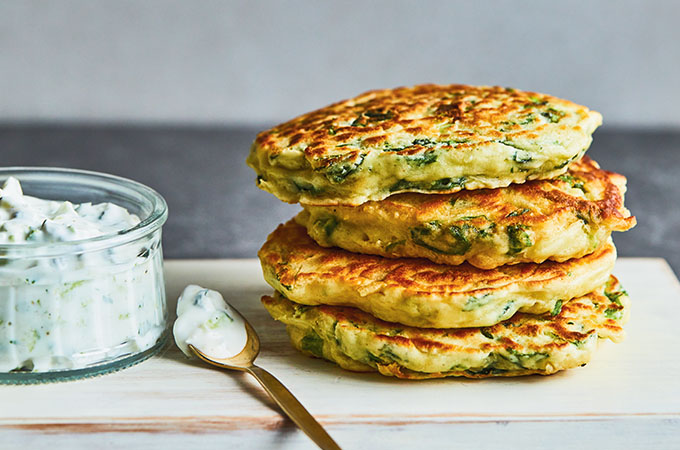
[{"left": 1, "top": 258, "right": 679, "bottom": 449}]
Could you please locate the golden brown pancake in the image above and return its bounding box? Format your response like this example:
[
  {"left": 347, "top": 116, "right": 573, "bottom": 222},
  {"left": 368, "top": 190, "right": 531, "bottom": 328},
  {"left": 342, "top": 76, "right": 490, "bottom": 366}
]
[
  {"left": 248, "top": 84, "right": 602, "bottom": 205},
  {"left": 261, "top": 276, "right": 629, "bottom": 378},
  {"left": 258, "top": 220, "right": 616, "bottom": 328},
  {"left": 297, "top": 157, "right": 635, "bottom": 269}
]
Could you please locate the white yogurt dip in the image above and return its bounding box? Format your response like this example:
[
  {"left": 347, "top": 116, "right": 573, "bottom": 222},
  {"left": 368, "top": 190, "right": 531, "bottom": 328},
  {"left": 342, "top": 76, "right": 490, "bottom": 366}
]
[
  {"left": 0, "top": 177, "right": 166, "bottom": 372},
  {"left": 173, "top": 285, "right": 248, "bottom": 359}
]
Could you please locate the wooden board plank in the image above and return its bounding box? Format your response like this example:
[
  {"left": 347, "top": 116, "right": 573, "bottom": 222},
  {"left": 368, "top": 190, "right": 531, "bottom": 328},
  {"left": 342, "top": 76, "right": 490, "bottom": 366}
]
[{"left": 2, "top": 258, "right": 680, "bottom": 449}]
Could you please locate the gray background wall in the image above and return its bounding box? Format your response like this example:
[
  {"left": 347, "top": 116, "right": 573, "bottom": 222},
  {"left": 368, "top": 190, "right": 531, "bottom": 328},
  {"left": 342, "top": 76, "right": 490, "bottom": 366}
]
[{"left": 1, "top": 0, "right": 679, "bottom": 127}]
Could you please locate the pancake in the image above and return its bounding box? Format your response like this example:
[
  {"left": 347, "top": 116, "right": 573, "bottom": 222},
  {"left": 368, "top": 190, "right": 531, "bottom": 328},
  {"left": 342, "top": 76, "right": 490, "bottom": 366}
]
[
  {"left": 297, "top": 156, "right": 635, "bottom": 269},
  {"left": 248, "top": 84, "right": 602, "bottom": 205},
  {"left": 258, "top": 220, "right": 616, "bottom": 328},
  {"left": 261, "top": 275, "right": 629, "bottom": 379}
]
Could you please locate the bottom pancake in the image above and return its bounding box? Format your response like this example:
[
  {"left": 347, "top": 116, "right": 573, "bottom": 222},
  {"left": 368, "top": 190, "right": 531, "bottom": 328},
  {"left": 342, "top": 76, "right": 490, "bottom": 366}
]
[{"left": 261, "top": 276, "right": 629, "bottom": 379}]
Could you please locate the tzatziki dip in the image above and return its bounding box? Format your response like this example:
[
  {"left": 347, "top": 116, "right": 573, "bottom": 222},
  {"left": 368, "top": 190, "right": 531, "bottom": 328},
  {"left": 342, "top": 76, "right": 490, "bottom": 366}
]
[
  {"left": 173, "top": 285, "right": 247, "bottom": 359},
  {"left": 0, "top": 176, "right": 166, "bottom": 373}
]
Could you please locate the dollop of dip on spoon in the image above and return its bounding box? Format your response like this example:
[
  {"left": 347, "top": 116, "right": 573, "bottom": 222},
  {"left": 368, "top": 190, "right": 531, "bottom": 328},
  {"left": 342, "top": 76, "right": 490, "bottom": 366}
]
[{"left": 173, "top": 285, "right": 248, "bottom": 359}]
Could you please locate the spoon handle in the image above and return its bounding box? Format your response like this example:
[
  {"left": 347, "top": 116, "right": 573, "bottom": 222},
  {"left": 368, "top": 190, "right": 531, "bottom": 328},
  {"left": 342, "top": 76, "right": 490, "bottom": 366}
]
[{"left": 246, "top": 365, "right": 341, "bottom": 450}]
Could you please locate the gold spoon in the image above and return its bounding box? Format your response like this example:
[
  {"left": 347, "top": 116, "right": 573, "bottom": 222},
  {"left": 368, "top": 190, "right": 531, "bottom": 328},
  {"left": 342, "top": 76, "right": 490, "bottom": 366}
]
[{"left": 188, "top": 317, "right": 341, "bottom": 450}]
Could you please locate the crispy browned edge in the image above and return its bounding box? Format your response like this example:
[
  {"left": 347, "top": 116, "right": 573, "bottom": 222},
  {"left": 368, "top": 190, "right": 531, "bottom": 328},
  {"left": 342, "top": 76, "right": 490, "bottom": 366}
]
[
  {"left": 254, "top": 84, "right": 598, "bottom": 162},
  {"left": 259, "top": 219, "right": 616, "bottom": 296}
]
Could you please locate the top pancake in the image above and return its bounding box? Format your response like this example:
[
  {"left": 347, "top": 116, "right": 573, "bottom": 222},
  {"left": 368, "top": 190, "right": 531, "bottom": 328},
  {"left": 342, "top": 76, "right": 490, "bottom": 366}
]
[{"left": 248, "top": 84, "right": 603, "bottom": 205}]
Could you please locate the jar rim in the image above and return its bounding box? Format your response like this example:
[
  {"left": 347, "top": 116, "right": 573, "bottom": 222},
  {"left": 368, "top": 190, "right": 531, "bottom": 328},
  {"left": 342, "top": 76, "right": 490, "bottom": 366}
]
[{"left": 0, "top": 167, "right": 168, "bottom": 257}]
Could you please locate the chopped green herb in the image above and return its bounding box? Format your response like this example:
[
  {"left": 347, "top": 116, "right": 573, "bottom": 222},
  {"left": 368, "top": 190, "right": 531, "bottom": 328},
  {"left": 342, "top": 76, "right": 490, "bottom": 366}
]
[
  {"left": 403, "top": 150, "right": 438, "bottom": 167},
  {"left": 412, "top": 138, "right": 434, "bottom": 146},
  {"left": 553, "top": 152, "right": 580, "bottom": 170},
  {"left": 512, "top": 150, "right": 533, "bottom": 164},
  {"left": 506, "top": 208, "right": 530, "bottom": 218},
  {"left": 410, "top": 221, "right": 482, "bottom": 255},
  {"left": 351, "top": 109, "right": 394, "bottom": 126},
  {"left": 384, "top": 240, "right": 406, "bottom": 252},
  {"left": 571, "top": 339, "right": 587, "bottom": 348},
  {"left": 605, "top": 289, "right": 627, "bottom": 306},
  {"left": 576, "top": 211, "right": 590, "bottom": 224},
  {"left": 558, "top": 175, "right": 585, "bottom": 192},
  {"left": 551, "top": 299, "right": 563, "bottom": 316},
  {"left": 480, "top": 328, "right": 494, "bottom": 340},
  {"left": 499, "top": 140, "right": 525, "bottom": 151},
  {"left": 292, "top": 304, "right": 312, "bottom": 318},
  {"left": 389, "top": 177, "right": 466, "bottom": 192},
  {"left": 465, "top": 367, "right": 508, "bottom": 376},
  {"left": 291, "top": 180, "right": 324, "bottom": 195},
  {"left": 430, "top": 177, "right": 466, "bottom": 190},
  {"left": 274, "top": 272, "right": 293, "bottom": 291},
  {"left": 206, "top": 311, "right": 234, "bottom": 329},
  {"left": 520, "top": 114, "right": 535, "bottom": 125},
  {"left": 506, "top": 224, "right": 532, "bottom": 255},
  {"left": 541, "top": 108, "right": 566, "bottom": 123},
  {"left": 314, "top": 216, "right": 339, "bottom": 238},
  {"left": 501, "top": 348, "right": 549, "bottom": 368},
  {"left": 498, "top": 301, "right": 515, "bottom": 320},
  {"left": 325, "top": 154, "right": 366, "bottom": 183},
  {"left": 380, "top": 346, "right": 402, "bottom": 362},
  {"left": 301, "top": 332, "right": 324, "bottom": 358},
  {"left": 604, "top": 307, "right": 623, "bottom": 320},
  {"left": 447, "top": 225, "right": 473, "bottom": 254},
  {"left": 366, "top": 352, "right": 386, "bottom": 364},
  {"left": 463, "top": 294, "right": 492, "bottom": 311}
]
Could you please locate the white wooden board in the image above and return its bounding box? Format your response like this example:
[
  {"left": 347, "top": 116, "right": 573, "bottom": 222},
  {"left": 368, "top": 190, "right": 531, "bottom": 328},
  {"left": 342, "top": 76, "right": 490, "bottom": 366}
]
[{"left": 1, "top": 258, "right": 680, "bottom": 449}]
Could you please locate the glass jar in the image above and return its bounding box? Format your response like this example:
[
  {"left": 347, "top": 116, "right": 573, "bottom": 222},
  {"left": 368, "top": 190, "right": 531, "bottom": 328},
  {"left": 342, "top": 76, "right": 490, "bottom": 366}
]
[{"left": 0, "top": 167, "right": 168, "bottom": 383}]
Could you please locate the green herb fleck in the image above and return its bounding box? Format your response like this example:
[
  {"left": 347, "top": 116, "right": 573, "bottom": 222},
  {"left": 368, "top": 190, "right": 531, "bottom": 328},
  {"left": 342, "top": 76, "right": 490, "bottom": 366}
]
[
  {"left": 384, "top": 240, "right": 406, "bottom": 252},
  {"left": 604, "top": 307, "right": 623, "bottom": 320},
  {"left": 301, "top": 332, "right": 324, "bottom": 358},
  {"left": 403, "top": 150, "right": 438, "bottom": 167},
  {"left": 605, "top": 289, "right": 627, "bottom": 306},
  {"left": 558, "top": 175, "right": 586, "bottom": 192},
  {"left": 366, "top": 352, "right": 386, "bottom": 365},
  {"left": 315, "top": 216, "right": 339, "bottom": 238},
  {"left": 506, "top": 208, "right": 530, "bottom": 218},
  {"left": 480, "top": 328, "right": 494, "bottom": 340},
  {"left": 389, "top": 177, "right": 466, "bottom": 193},
  {"left": 506, "top": 224, "right": 533, "bottom": 255},
  {"left": 447, "top": 225, "right": 473, "bottom": 254},
  {"left": 465, "top": 367, "right": 508, "bottom": 376},
  {"left": 291, "top": 180, "right": 324, "bottom": 195},
  {"left": 520, "top": 114, "right": 535, "bottom": 125},
  {"left": 541, "top": 108, "right": 566, "bottom": 123},
  {"left": 463, "top": 294, "right": 492, "bottom": 311},
  {"left": 512, "top": 150, "right": 533, "bottom": 164},
  {"left": 325, "top": 154, "right": 366, "bottom": 183},
  {"left": 576, "top": 211, "right": 590, "bottom": 224},
  {"left": 351, "top": 109, "right": 394, "bottom": 127},
  {"left": 551, "top": 299, "right": 563, "bottom": 316},
  {"left": 410, "top": 222, "right": 474, "bottom": 255},
  {"left": 207, "top": 311, "right": 234, "bottom": 329},
  {"left": 380, "top": 346, "right": 402, "bottom": 362}
]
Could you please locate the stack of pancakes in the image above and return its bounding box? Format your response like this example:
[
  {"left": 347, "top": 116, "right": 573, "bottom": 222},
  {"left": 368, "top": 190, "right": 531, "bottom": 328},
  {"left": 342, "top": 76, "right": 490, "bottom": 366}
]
[{"left": 248, "top": 84, "right": 636, "bottom": 378}]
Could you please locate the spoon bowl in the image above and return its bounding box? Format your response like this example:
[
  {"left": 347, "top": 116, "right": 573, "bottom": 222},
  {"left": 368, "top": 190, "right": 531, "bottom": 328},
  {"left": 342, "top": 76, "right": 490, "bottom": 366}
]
[
  {"left": 187, "top": 303, "right": 341, "bottom": 450},
  {"left": 190, "top": 320, "right": 260, "bottom": 370}
]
